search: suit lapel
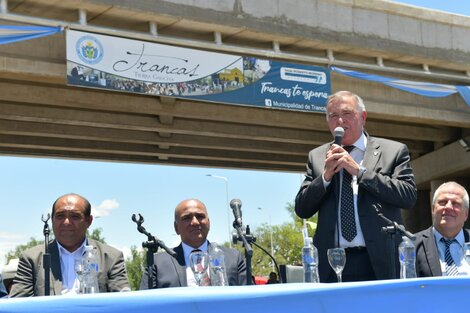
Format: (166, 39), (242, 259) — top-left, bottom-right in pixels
(49, 241), (64, 295)
(324, 143), (340, 231)
(362, 135), (381, 174)
(422, 228), (442, 276)
(357, 135), (380, 213)
(171, 244), (187, 286)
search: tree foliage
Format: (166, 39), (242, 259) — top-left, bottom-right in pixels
(87, 228), (106, 243)
(125, 246), (145, 291)
(232, 202), (317, 277)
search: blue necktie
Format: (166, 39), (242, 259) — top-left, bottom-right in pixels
(340, 145), (357, 242)
(440, 238), (459, 276)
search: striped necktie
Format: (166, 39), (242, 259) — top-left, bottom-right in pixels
(440, 238), (459, 276)
(340, 145), (357, 241)
(191, 249), (211, 286)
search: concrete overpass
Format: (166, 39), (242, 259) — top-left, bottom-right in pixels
(0, 0), (469, 231)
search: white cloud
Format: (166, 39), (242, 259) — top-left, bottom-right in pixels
(92, 199), (119, 218)
(0, 231), (28, 268)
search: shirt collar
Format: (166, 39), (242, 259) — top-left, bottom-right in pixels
(432, 227), (465, 246)
(350, 131), (367, 152)
(182, 240), (209, 266)
(56, 238), (87, 257)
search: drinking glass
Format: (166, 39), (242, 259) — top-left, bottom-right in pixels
(463, 242), (470, 265)
(189, 250), (210, 286)
(327, 248), (346, 283)
(74, 257), (86, 294)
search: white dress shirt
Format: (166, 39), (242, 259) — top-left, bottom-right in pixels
(433, 228), (470, 276)
(57, 239), (87, 294)
(182, 241), (209, 286)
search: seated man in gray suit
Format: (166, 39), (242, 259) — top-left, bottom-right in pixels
(140, 198), (247, 288)
(10, 193), (130, 297)
(415, 181), (470, 276)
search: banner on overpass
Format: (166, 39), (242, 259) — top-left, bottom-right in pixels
(66, 30), (330, 113)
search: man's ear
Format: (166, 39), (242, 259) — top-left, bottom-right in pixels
(86, 215), (93, 228)
(174, 221), (179, 235)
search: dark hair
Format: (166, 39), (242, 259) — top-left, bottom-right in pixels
(51, 193), (92, 217)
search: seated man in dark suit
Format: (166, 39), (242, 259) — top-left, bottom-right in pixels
(415, 181), (470, 276)
(10, 193), (130, 296)
(140, 198), (247, 288)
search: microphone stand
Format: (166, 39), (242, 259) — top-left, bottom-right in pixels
(374, 205), (415, 279)
(131, 214), (176, 289)
(232, 221), (254, 285)
(41, 214), (51, 296)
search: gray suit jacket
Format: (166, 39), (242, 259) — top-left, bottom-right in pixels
(415, 226), (470, 277)
(140, 243), (247, 289)
(295, 134), (417, 281)
(10, 239), (130, 297)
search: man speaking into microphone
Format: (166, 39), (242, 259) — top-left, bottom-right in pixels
(295, 90), (417, 282)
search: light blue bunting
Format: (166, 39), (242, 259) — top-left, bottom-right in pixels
(0, 25), (62, 45)
(331, 66), (470, 107)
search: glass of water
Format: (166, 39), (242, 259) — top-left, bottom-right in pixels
(327, 248), (346, 283)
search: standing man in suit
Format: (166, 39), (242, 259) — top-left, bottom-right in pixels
(140, 198), (246, 288)
(295, 90), (417, 282)
(415, 181), (470, 277)
(10, 193), (130, 297)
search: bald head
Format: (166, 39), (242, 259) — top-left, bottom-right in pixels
(174, 199), (210, 248)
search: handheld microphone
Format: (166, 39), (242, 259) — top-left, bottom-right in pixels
(334, 126), (344, 145)
(230, 198), (243, 226)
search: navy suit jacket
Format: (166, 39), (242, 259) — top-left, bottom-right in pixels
(295, 134), (417, 281)
(140, 242), (247, 288)
(415, 226), (470, 277)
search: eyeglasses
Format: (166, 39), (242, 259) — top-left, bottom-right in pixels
(327, 111), (357, 120)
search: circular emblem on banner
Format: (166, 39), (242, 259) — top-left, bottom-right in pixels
(76, 35), (104, 65)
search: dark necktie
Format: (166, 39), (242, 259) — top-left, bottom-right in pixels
(340, 145), (357, 242)
(440, 238), (459, 276)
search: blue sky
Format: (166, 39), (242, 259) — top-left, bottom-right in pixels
(391, 1), (470, 16)
(1, 0), (470, 266)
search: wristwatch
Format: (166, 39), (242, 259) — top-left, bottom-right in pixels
(358, 166), (367, 177)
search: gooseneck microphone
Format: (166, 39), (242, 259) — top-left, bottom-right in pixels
(230, 198), (243, 226)
(334, 126), (344, 145)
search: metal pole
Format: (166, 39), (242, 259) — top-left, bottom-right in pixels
(258, 207), (275, 271)
(269, 215), (274, 272)
(206, 174), (232, 248)
(0, 0), (7, 14)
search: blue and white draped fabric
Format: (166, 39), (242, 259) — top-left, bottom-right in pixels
(331, 66), (470, 107)
(0, 25), (62, 45)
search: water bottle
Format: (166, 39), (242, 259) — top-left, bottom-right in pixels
(302, 237), (319, 283)
(398, 236), (416, 279)
(82, 245), (100, 293)
(208, 243), (228, 286)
